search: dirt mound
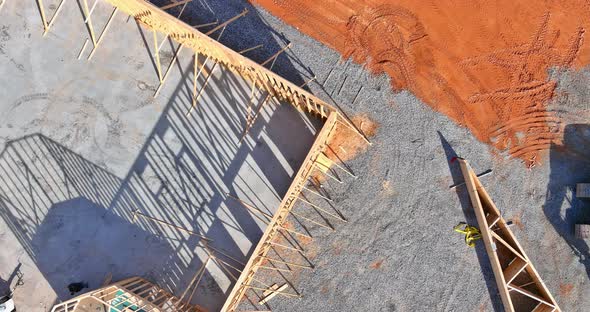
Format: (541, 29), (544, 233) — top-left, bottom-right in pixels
(252, 0), (589, 166)
(327, 114), (377, 162)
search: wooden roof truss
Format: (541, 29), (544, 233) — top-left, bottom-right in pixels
(458, 159), (560, 312)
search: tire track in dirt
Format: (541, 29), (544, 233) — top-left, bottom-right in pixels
(252, 0), (589, 165)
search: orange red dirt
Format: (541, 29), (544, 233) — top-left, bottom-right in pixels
(253, 0), (590, 165)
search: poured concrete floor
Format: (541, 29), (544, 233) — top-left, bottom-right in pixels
(0, 1), (321, 311)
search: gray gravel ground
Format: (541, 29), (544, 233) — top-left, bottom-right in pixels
(0, 0), (589, 311)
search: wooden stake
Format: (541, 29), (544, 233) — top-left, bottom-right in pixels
(43, 0), (67, 36)
(84, 0), (99, 23)
(258, 284), (290, 304)
(132, 210), (211, 241)
(149, 31), (164, 84)
(257, 266), (291, 273)
(290, 210), (334, 230)
(295, 196), (346, 222)
(302, 185), (333, 202)
(87, 7), (118, 60)
(35, 0), (49, 32)
(205, 9), (248, 36)
(154, 43), (184, 97)
(156, 3), (189, 52)
(193, 20), (218, 29)
(159, 0), (192, 10)
(261, 43), (292, 67)
(77, 39), (89, 60)
(186, 61), (218, 116)
(299, 76), (317, 88)
(239, 93), (272, 143)
(179, 257), (210, 306)
(226, 193), (272, 220)
(239, 44), (264, 54)
(313, 164), (343, 183)
(81, 0), (98, 46)
(321, 152), (356, 178)
(243, 284), (300, 299)
(268, 241), (304, 253)
(278, 225), (312, 239)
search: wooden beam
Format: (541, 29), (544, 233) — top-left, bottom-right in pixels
(239, 44), (264, 54)
(152, 29), (163, 82)
(42, 0), (67, 36)
(205, 9), (248, 36)
(186, 61), (218, 116)
(153, 43), (184, 97)
(35, 0), (49, 32)
(87, 7), (119, 60)
(261, 43), (292, 67)
(159, 0), (191, 11)
(81, 0), (98, 46)
(258, 284), (289, 304)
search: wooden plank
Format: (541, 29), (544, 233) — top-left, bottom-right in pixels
(503, 258), (527, 284)
(262, 284), (278, 297)
(159, 0), (191, 10)
(508, 284), (555, 308)
(87, 7), (119, 60)
(532, 303), (555, 312)
(43, 0), (67, 36)
(491, 231), (527, 261)
(258, 284), (289, 305)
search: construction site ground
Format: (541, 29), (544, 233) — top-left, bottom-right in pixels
(0, 1), (589, 311)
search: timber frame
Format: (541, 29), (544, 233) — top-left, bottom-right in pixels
(51, 277), (206, 312)
(458, 159), (560, 312)
(30, 0), (368, 311)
